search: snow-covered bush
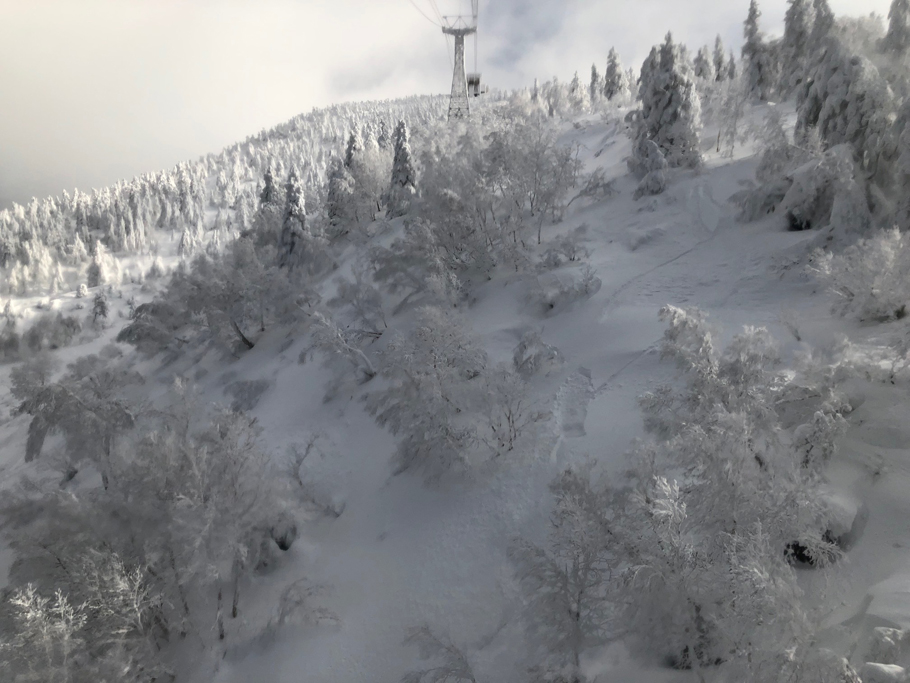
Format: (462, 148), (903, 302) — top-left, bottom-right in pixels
(530, 266), (602, 316)
(402, 625), (476, 683)
(629, 139), (669, 199)
(513, 330), (562, 378)
(811, 228), (910, 321)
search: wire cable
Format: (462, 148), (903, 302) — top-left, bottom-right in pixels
(407, 0), (440, 26)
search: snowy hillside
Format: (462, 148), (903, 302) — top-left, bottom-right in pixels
(8, 3), (910, 683)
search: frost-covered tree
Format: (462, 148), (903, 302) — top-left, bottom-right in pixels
(811, 228), (910, 321)
(635, 33), (703, 169)
(811, 0), (836, 47)
(325, 156), (357, 230)
(693, 45), (716, 81)
(604, 48), (628, 101)
(589, 64), (602, 106)
(259, 166), (277, 207)
(796, 38), (897, 185)
(779, 0), (814, 95)
(92, 292), (108, 326)
(620, 306), (846, 675)
(510, 468), (617, 679)
(742, 0), (776, 100)
(713, 35), (727, 81)
(365, 306), (487, 480)
(388, 120), (417, 218)
(629, 139), (669, 199)
(279, 170), (307, 267)
(882, 0), (910, 55)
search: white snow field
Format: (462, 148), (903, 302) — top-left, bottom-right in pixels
(2, 97), (909, 683)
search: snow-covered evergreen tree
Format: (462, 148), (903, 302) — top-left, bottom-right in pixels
(325, 157), (357, 229)
(387, 120), (417, 218)
(589, 64), (602, 105)
(635, 33), (703, 169)
(604, 48), (628, 101)
(797, 38), (896, 185)
(811, 0), (836, 47)
(883, 0), (910, 55)
(279, 170), (307, 267)
(694, 45), (716, 81)
(742, 0), (776, 100)
(779, 0), (814, 95)
(713, 35), (727, 81)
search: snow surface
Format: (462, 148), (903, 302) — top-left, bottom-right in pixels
(4, 102), (910, 682)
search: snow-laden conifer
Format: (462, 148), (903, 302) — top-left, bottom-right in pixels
(387, 120), (417, 218)
(604, 48), (628, 101)
(635, 33), (702, 169)
(796, 38), (896, 185)
(713, 35), (727, 81)
(279, 170), (307, 267)
(883, 0), (910, 55)
(742, 0), (776, 100)
(693, 45), (716, 81)
(779, 0), (813, 95)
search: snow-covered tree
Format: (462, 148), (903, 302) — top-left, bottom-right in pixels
(589, 64), (602, 105)
(811, 228), (910, 321)
(694, 45), (716, 82)
(629, 139), (669, 199)
(713, 35), (727, 81)
(742, 0), (776, 100)
(635, 33), (703, 169)
(325, 156), (357, 231)
(779, 0), (814, 95)
(388, 120), (417, 218)
(279, 170), (308, 268)
(796, 38), (897, 185)
(92, 292), (108, 326)
(604, 48), (629, 101)
(882, 0), (910, 55)
(365, 306), (487, 481)
(620, 306), (845, 675)
(511, 467), (617, 679)
(811, 0), (836, 47)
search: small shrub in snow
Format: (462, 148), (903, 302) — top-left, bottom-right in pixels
(513, 330), (562, 378)
(810, 228), (910, 321)
(531, 266), (602, 316)
(402, 625), (476, 683)
(539, 229), (591, 270)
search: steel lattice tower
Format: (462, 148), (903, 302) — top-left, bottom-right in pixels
(442, 25), (476, 121)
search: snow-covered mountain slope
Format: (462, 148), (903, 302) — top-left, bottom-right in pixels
(3, 100), (910, 683)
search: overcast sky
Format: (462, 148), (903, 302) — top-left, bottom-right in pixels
(0, 0), (892, 210)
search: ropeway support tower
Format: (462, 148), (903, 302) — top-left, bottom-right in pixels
(442, 23), (476, 120)
(441, 1), (479, 121)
